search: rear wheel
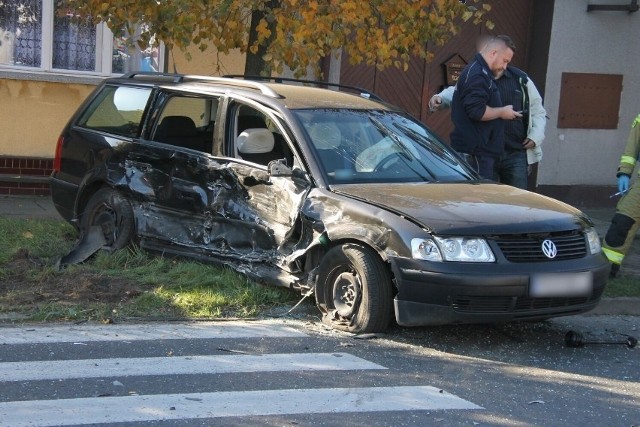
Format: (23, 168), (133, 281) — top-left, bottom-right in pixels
(80, 188), (136, 250)
(315, 243), (392, 333)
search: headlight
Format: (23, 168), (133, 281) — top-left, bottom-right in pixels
(411, 239), (443, 261)
(585, 227), (601, 255)
(411, 237), (495, 262)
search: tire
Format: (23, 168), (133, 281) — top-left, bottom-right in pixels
(315, 243), (393, 333)
(80, 188), (136, 251)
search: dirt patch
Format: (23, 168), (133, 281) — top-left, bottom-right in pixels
(0, 249), (142, 311)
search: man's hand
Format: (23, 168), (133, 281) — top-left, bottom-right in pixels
(522, 138), (536, 150)
(429, 95), (443, 112)
(484, 105), (523, 121)
(499, 105), (523, 120)
(618, 175), (630, 194)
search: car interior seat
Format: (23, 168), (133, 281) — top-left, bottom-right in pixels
(154, 116), (206, 152)
(237, 115), (292, 166)
(237, 128), (280, 165)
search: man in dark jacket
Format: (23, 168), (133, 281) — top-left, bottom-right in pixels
(450, 35), (522, 179)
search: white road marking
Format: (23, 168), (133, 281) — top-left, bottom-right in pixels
(0, 320), (306, 344)
(1, 352), (385, 381)
(0, 386), (482, 426)
(0, 321), (485, 424)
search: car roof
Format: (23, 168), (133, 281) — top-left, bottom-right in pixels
(261, 83), (391, 110)
(105, 73), (396, 111)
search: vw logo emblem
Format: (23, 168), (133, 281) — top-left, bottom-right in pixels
(541, 240), (557, 259)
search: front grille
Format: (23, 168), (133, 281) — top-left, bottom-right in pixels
(494, 231), (587, 262)
(452, 296), (512, 312)
(452, 286), (604, 313)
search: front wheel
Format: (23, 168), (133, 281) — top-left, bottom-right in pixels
(79, 187), (136, 251)
(315, 243), (393, 333)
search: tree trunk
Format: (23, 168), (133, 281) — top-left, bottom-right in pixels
(244, 1), (278, 76)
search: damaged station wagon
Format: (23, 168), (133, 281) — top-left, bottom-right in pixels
(51, 73), (610, 333)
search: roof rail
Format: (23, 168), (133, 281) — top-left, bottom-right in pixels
(120, 72), (184, 83)
(180, 75), (282, 98)
(224, 75), (383, 101)
(119, 72), (282, 98)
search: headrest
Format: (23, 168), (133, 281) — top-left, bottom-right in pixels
(159, 116), (198, 137)
(308, 123), (341, 149)
(237, 128), (275, 154)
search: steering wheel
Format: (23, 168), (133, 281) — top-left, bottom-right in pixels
(373, 152), (403, 172)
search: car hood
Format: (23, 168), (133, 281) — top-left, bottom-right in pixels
(332, 182), (591, 235)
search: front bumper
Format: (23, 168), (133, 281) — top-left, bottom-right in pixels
(389, 254), (611, 326)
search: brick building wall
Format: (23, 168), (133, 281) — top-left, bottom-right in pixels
(0, 156), (53, 196)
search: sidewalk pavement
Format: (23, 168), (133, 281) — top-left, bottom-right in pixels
(0, 194), (637, 316)
(0, 195), (60, 220)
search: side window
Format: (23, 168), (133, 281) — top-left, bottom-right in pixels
(234, 105), (293, 167)
(152, 95), (218, 153)
(77, 86), (152, 137)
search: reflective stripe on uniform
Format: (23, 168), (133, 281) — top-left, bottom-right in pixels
(602, 247), (624, 264)
(620, 155), (636, 166)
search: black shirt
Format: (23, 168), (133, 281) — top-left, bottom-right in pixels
(494, 69), (526, 152)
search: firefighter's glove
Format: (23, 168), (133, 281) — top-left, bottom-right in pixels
(618, 174), (630, 194)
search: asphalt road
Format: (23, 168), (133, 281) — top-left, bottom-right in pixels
(1, 315), (638, 426)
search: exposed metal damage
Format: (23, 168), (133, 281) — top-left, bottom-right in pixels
(58, 149), (401, 304)
(59, 152), (317, 286)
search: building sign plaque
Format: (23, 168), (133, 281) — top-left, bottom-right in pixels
(443, 54), (467, 86)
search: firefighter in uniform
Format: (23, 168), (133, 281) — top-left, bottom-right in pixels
(603, 114), (640, 277)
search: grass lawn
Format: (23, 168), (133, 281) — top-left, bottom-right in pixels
(0, 217), (299, 322)
(1, 216), (637, 324)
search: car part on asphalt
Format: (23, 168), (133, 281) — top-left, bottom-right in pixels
(564, 330), (638, 348)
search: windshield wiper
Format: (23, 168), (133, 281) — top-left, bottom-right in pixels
(369, 118), (414, 161)
(394, 123), (475, 181)
(368, 118), (437, 181)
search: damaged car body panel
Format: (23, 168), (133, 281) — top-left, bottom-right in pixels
(120, 152), (310, 260)
(51, 73), (611, 333)
(86, 163), (297, 254)
(83, 133), (314, 288)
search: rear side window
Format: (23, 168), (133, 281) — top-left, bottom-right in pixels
(151, 95), (219, 153)
(77, 85), (152, 137)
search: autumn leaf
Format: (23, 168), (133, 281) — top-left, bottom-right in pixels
(58, 0), (490, 77)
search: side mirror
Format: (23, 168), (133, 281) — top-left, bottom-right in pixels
(268, 159), (293, 177)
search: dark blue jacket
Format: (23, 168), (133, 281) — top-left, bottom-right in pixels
(450, 53), (505, 158)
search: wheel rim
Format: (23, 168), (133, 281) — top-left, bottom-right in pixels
(331, 270), (361, 318)
(92, 202), (119, 246)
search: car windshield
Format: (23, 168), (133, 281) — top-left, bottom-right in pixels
(294, 109), (476, 184)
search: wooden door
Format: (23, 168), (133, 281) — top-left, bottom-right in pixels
(339, 0), (535, 143)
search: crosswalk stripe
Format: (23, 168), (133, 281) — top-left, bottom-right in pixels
(0, 386), (483, 426)
(1, 322), (485, 424)
(1, 352), (386, 382)
(0, 320), (306, 344)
